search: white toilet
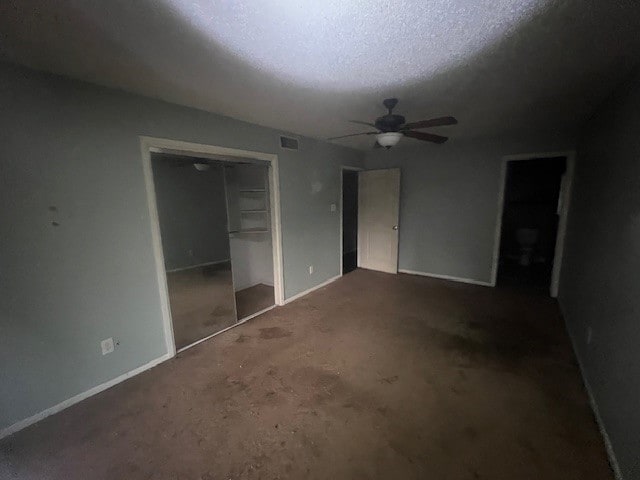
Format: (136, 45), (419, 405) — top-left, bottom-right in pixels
(516, 228), (539, 266)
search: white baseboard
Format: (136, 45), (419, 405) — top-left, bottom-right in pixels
(398, 269), (493, 287)
(166, 259), (230, 273)
(284, 275), (341, 304)
(581, 375), (623, 480)
(557, 302), (622, 480)
(0, 352), (172, 440)
(235, 281), (275, 293)
(176, 305), (276, 353)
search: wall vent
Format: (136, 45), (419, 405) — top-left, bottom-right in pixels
(279, 136), (299, 150)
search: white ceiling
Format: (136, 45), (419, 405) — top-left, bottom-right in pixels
(1, 0), (640, 150)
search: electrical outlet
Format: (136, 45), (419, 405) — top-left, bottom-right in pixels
(309, 265), (314, 275)
(587, 326), (593, 345)
(330, 203), (337, 212)
(101, 337), (115, 355)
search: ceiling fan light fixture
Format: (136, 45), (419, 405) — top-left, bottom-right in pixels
(193, 162), (210, 171)
(376, 132), (402, 148)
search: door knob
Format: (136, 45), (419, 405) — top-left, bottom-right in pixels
(392, 225), (399, 230)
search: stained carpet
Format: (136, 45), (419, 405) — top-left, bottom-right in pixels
(0, 269), (611, 479)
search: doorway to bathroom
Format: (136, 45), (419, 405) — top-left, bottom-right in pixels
(495, 155), (568, 294)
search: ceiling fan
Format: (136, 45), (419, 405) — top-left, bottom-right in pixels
(328, 98), (457, 149)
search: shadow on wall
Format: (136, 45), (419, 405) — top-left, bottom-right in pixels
(558, 71), (640, 480)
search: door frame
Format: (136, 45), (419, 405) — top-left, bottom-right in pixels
(491, 150), (576, 297)
(140, 136), (285, 357)
(340, 166), (363, 276)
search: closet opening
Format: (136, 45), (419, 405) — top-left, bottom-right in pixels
(149, 152), (276, 351)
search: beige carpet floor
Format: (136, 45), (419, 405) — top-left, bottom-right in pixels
(0, 269), (612, 479)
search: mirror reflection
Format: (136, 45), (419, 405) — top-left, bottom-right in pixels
(152, 154), (237, 350)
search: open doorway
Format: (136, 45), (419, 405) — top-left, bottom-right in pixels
(496, 156), (567, 293)
(342, 168), (359, 274)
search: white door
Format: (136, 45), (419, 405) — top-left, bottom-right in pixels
(358, 168), (400, 274)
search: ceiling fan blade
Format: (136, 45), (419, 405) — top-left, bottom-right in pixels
(349, 120), (377, 128)
(327, 131), (378, 140)
(402, 116), (458, 130)
(404, 130), (449, 144)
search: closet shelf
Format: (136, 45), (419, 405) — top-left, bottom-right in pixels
(239, 189), (266, 193)
(240, 209), (268, 214)
(230, 228), (270, 234)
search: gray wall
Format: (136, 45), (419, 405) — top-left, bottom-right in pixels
(0, 62), (362, 431)
(151, 156), (230, 271)
(559, 74), (640, 479)
(365, 135), (574, 283)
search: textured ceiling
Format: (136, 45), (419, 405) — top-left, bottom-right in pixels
(170, 0), (546, 91)
(1, 1), (640, 150)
